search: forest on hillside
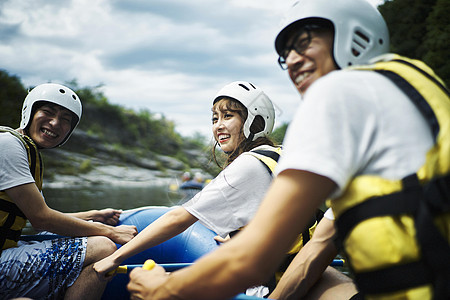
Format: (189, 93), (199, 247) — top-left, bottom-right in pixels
(379, 0), (449, 87)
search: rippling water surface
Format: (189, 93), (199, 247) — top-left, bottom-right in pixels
(43, 184), (185, 212)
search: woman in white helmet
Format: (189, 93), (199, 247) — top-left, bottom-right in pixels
(0, 83), (137, 300)
(95, 81), (303, 295)
(126, 0), (449, 299)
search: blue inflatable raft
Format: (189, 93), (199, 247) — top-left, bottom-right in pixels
(102, 206), (262, 300)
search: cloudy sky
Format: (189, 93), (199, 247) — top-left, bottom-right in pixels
(0, 0), (383, 138)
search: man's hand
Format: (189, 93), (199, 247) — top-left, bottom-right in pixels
(110, 225), (138, 245)
(128, 265), (169, 300)
(91, 208), (122, 225)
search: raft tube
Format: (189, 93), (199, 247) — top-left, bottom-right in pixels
(102, 206), (221, 299)
(102, 207), (262, 299)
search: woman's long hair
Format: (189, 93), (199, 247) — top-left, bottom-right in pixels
(211, 97), (275, 169)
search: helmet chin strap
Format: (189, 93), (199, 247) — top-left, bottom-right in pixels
(22, 128), (43, 149)
(247, 132), (255, 142)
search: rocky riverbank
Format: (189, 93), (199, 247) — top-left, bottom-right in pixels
(42, 130), (213, 189)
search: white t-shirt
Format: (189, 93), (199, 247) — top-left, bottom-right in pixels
(183, 145), (277, 237)
(276, 69), (434, 199)
(0, 132), (36, 191)
(323, 208), (334, 220)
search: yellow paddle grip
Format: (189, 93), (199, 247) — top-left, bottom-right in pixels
(143, 259), (156, 270)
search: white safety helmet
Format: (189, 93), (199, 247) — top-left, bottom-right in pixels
(20, 83), (82, 146)
(275, 0), (390, 68)
(213, 81), (275, 141)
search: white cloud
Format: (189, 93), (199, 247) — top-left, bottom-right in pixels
(0, 0), (384, 138)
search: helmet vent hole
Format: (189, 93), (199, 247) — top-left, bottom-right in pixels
(72, 95), (77, 100)
(250, 115), (265, 134)
(378, 38), (384, 45)
(248, 82), (256, 89)
(351, 29), (370, 58)
(238, 84), (250, 91)
(59, 89), (66, 94)
(352, 48), (361, 57)
(355, 30), (369, 43)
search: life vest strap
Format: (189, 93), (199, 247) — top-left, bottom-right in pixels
(376, 69), (440, 140)
(390, 59), (449, 96)
(250, 149), (281, 162)
(355, 260), (433, 295)
(0, 198), (27, 219)
(0, 199), (26, 252)
(249, 148), (281, 175)
(336, 173), (450, 297)
(0, 227), (22, 245)
(335, 173), (450, 247)
(414, 177), (450, 299)
(424, 174), (450, 211)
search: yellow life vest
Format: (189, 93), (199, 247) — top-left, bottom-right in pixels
(247, 146), (283, 175)
(244, 146), (323, 285)
(0, 126), (43, 251)
(332, 55), (450, 299)
(248, 146), (320, 253)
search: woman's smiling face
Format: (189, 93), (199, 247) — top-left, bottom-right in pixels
(212, 99), (245, 153)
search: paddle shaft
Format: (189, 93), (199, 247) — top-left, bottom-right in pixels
(113, 259), (345, 274)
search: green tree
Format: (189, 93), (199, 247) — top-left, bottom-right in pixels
(422, 0), (450, 86)
(0, 70), (27, 127)
(379, 0), (449, 87)
(270, 123), (288, 145)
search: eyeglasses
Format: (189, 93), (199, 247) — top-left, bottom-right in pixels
(277, 27), (314, 70)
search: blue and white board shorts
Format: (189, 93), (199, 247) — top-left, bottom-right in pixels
(0, 236), (87, 300)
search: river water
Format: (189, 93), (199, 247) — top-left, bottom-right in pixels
(42, 184), (185, 213)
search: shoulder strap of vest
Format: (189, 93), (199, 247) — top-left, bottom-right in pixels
(0, 198), (27, 247)
(350, 55), (449, 141)
(0, 126), (43, 190)
(391, 59), (449, 95)
(247, 146), (282, 176)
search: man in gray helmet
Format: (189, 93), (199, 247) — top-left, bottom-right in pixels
(0, 83), (137, 300)
(127, 0), (449, 299)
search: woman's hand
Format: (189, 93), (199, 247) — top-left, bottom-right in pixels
(214, 234), (230, 243)
(93, 255), (121, 280)
(127, 265), (169, 300)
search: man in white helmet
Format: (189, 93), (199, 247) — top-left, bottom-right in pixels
(0, 83), (138, 300)
(126, 0), (449, 299)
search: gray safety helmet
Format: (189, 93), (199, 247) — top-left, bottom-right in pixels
(275, 0), (390, 68)
(213, 81), (275, 141)
(20, 83), (82, 146)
